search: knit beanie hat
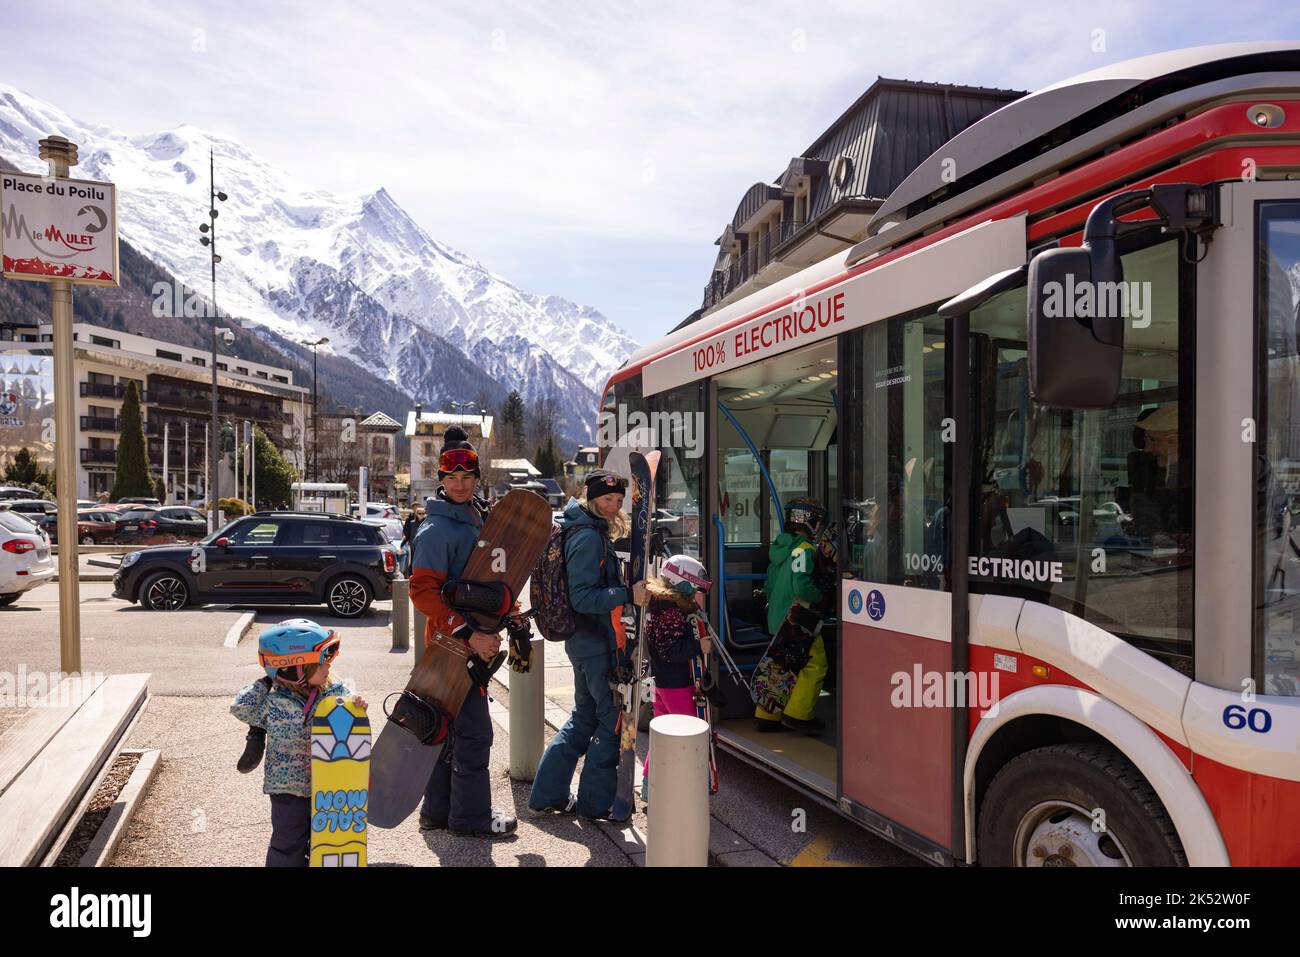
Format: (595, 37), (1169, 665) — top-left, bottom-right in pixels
(584, 468), (628, 501)
(438, 425), (480, 477)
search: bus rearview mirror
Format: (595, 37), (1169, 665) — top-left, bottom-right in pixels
(1027, 245), (1124, 409)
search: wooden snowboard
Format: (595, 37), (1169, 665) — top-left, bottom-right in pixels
(309, 694), (371, 866)
(369, 490), (552, 828)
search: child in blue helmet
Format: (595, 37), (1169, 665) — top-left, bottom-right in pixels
(230, 619), (366, 867)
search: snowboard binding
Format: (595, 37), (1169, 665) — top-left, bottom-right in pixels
(384, 690), (450, 746)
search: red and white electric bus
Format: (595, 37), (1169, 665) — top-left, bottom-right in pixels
(599, 43), (1300, 866)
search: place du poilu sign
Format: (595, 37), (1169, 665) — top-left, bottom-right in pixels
(0, 172), (119, 286)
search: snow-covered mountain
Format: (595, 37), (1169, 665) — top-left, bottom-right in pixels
(0, 84), (638, 443)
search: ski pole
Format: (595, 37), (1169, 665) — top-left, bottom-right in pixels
(703, 619), (752, 698)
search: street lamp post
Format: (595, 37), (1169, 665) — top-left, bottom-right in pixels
(199, 150), (229, 531)
(302, 337), (329, 481)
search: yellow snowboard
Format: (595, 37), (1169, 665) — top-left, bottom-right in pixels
(310, 695), (370, 867)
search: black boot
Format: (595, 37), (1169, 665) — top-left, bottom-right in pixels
(237, 726), (266, 773)
(450, 811), (518, 838)
(780, 714), (826, 735)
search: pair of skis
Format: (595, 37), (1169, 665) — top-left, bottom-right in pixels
(610, 450), (658, 821)
(689, 616), (719, 794)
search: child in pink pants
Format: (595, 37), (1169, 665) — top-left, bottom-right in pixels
(641, 556), (713, 790)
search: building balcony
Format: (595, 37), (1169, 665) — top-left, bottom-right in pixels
(80, 415), (120, 432)
(702, 220), (807, 310)
(148, 390), (211, 413)
(80, 448), (118, 465)
(80, 382), (123, 399)
(146, 418), (213, 439)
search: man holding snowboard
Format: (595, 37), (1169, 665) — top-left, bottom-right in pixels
(408, 425), (517, 837)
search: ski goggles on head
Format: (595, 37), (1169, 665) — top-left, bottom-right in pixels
(438, 448), (479, 474)
(258, 632), (341, 671)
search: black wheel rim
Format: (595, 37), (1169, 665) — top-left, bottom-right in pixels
(330, 580), (367, 616)
(146, 576), (187, 610)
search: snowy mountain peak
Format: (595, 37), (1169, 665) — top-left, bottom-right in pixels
(0, 85), (639, 444)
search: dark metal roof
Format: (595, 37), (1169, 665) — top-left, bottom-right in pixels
(802, 77), (1023, 216)
(713, 78), (1023, 246)
(725, 183), (784, 237)
(701, 77), (1023, 303)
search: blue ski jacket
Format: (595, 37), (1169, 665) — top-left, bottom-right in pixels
(410, 493), (484, 642)
(560, 498), (629, 662)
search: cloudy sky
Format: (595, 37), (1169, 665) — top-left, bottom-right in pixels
(5, 1), (1299, 346)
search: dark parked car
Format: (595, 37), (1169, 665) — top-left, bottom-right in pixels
(113, 506), (209, 545)
(113, 511), (397, 617)
(77, 510), (121, 544)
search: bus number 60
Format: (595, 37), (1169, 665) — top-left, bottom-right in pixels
(1222, 704), (1272, 733)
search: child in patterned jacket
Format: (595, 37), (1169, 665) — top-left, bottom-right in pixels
(231, 619), (366, 867)
(641, 555), (712, 795)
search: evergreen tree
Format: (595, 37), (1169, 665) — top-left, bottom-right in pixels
(499, 390), (527, 459)
(111, 381), (153, 500)
(3, 447), (52, 488)
(253, 426), (297, 508)
(534, 436), (560, 478)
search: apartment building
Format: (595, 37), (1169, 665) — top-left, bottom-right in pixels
(0, 321), (308, 501)
(405, 408), (494, 505)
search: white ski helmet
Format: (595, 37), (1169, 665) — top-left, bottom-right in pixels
(661, 554), (711, 595)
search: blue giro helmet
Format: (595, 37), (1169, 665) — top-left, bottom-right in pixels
(257, 618), (340, 682)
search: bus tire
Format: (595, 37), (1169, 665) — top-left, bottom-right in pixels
(977, 742), (1186, 867)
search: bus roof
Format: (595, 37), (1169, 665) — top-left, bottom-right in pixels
(613, 42), (1300, 389)
(872, 42), (1300, 235)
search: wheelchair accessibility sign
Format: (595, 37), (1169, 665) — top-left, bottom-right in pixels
(866, 590), (885, 621)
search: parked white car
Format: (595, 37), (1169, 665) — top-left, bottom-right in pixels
(0, 510), (55, 606)
(352, 502), (400, 520)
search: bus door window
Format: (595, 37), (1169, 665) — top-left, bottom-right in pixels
(1257, 202), (1300, 697)
(646, 382), (704, 560)
(967, 237), (1193, 672)
(849, 311), (949, 589)
(716, 342), (839, 642)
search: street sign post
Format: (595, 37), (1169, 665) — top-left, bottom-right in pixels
(0, 138), (119, 673)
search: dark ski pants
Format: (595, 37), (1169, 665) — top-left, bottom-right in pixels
(422, 683), (493, 831)
(267, 794), (310, 867)
(529, 652), (619, 818)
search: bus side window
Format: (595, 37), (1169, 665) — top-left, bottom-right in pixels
(967, 238), (1193, 670)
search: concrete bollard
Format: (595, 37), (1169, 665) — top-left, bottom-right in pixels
(646, 714), (710, 867)
(509, 636), (545, 781)
(412, 605), (427, 665)
(391, 577), (410, 652)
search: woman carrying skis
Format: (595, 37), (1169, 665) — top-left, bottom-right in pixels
(528, 469), (648, 821)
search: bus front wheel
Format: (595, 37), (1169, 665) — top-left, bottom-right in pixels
(977, 743), (1186, 867)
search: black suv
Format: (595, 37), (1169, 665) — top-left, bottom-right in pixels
(113, 512), (397, 617)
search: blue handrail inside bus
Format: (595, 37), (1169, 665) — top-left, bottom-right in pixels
(714, 513), (772, 656)
(717, 400), (783, 529)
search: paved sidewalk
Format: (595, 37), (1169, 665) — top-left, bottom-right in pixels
(497, 655), (780, 866)
(112, 693), (636, 867)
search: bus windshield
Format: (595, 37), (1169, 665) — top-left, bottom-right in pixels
(1258, 201), (1300, 697)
